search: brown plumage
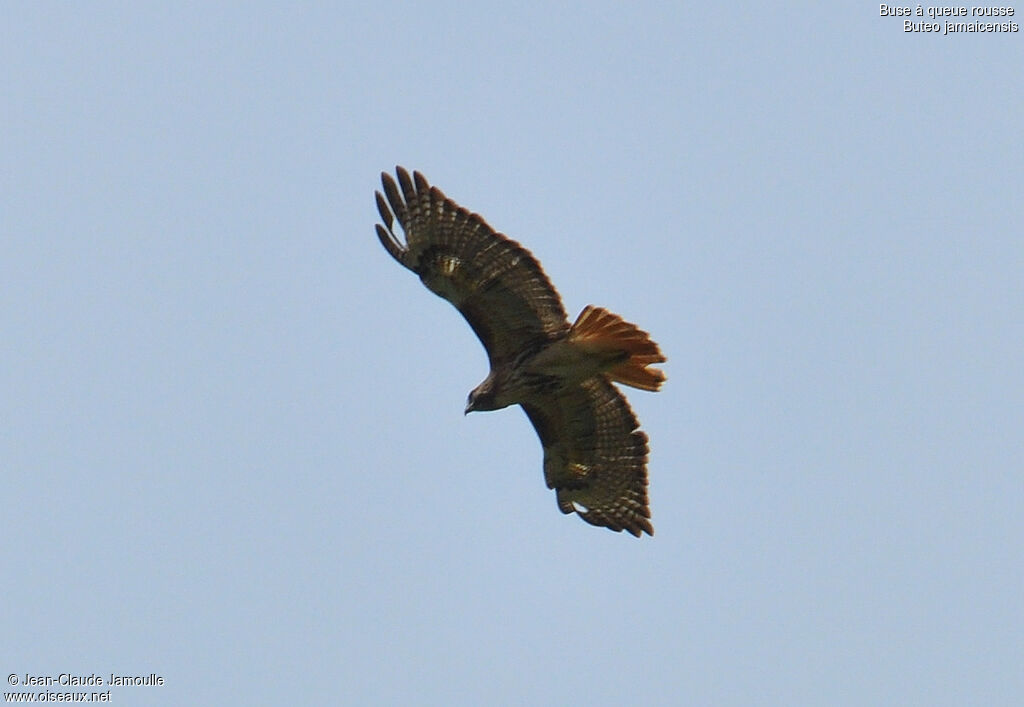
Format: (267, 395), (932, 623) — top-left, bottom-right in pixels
(375, 167), (665, 537)
(569, 306), (667, 392)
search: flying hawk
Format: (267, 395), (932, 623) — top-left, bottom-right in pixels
(375, 167), (665, 536)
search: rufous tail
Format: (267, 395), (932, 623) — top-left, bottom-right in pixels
(568, 305), (666, 391)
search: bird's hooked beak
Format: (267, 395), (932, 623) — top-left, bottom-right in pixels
(464, 399), (473, 415)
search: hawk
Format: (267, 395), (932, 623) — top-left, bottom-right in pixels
(375, 167), (665, 536)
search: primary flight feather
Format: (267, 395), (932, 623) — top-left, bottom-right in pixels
(375, 167), (665, 537)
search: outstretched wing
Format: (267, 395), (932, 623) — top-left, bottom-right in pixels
(375, 167), (569, 365)
(521, 377), (654, 537)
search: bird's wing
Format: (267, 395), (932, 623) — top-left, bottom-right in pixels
(376, 167), (569, 366)
(521, 377), (654, 537)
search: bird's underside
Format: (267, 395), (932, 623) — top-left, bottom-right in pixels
(375, 166), (665, 537)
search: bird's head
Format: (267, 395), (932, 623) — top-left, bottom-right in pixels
(465, 380), (498, 414)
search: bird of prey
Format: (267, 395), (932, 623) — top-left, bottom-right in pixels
(375, 167), (665, 536)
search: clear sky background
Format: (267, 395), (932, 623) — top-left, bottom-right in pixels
(3, 3), (1022, 705)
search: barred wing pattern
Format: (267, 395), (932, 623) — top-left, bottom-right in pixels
(375, 167), (656, 537)
(522, 377), (653, 537)
(375, 167), (569, 366)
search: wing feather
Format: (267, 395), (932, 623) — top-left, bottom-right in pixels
(376, 167), (569, 364)
(521, 378), (654, 537)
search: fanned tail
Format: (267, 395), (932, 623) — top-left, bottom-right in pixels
(568, 306), (666, 391)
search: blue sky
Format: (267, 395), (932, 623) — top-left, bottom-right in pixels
(3, 3), (1022, 705)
